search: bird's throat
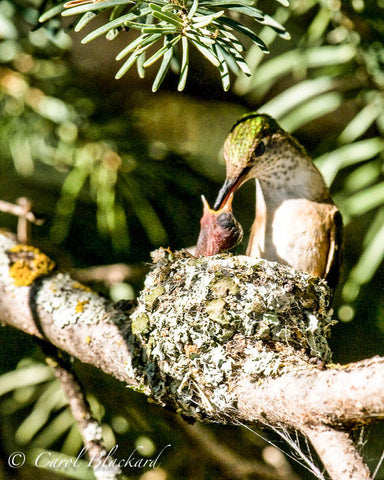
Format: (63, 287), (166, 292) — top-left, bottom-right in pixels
(246, 179), (267, 258)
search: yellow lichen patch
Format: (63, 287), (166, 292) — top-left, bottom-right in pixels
(76, 300), (89, 313)
(326, 362), (345, 370)
(8, 245), (55, 287)
(72, 282), (92, 292)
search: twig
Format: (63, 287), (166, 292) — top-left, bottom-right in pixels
(0, 198), (44, 244)
(38, 341), (121, 480)
(372, 449), (384, 479)
(0, 199), (44, 226)
(16, 197), (32, 244)
(72, 263), (148, 286)
(302, 424), (371, 480)
(175, 417), (301, 480)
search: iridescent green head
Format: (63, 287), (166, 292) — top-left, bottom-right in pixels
(214, 113), (283, 210)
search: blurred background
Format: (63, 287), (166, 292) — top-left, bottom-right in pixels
(0, 0), (383, 478)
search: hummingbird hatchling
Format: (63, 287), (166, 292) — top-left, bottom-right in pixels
(213, 113), (343, 290)
(195, 193), (243, 257)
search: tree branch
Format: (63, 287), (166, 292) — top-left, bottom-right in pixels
(41, 343), (120, 480)
(302, 425), (371, 480)
(0, 199), (44, 226)
(0, 233), (383, 479)
(71, 263), (148, 286)
(235, 356), (384, 427)
(174, 417), (301, 480)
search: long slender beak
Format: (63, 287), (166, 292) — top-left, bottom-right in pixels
(213, 177), (241, 211)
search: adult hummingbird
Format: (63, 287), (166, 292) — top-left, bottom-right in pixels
(213, 113), (343, 290)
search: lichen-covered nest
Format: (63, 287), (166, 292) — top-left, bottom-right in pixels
(131, 249), (335, 419)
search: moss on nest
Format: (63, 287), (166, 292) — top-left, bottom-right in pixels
(131, 248), (335, 420)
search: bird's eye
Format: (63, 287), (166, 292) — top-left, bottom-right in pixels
(254, 141), (265, 157)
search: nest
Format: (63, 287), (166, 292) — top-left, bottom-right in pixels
(130, 249), (335, 420)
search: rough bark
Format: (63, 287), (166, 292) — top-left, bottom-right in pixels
(235, 356), (384, 427)
(42, 346), (120, 480)
(302, 426), (371, 480)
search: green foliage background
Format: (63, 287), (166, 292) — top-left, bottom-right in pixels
(0, 1), (383, 479)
